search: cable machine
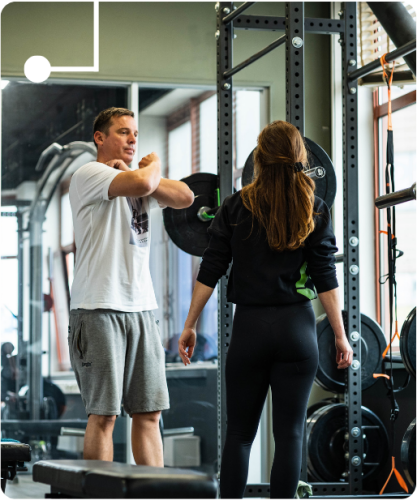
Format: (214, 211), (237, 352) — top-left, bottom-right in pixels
(215, 2), (415, 497)
(1, 143), (97, 456)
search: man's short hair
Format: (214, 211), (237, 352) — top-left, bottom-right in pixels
(93, 107), (134, 147)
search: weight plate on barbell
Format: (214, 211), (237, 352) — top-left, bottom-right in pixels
(315, 311), (387, 393)
(241, 137), (337, 208)
(400, 307), (416, 379)
(401, 418), (416, 488)
(307, 403), (389, 482)
(241, 150), (256, 187)
(163, 172), (217, 257)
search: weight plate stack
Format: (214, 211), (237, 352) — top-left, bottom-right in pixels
(241, 137), (337, 209)
(315, 311), (387, 393)
(307, 403), (389, 482)
(306, 397), (341, 419)
(400, 307), (416, 379)
(401, 418), (416, 488)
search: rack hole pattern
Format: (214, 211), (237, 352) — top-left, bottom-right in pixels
(235, 15), (344, 34)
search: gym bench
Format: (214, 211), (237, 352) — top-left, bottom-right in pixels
(1, 440), (32, 493)
(33, 459), (218, 498)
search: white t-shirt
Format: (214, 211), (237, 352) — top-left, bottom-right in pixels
(69, 161), (161, 312)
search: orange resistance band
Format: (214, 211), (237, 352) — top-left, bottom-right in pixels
(372, 376), (409, 493)
(379, 214), (398, 355)
(379, 230), (395, 239)
(380, 54), (396, 131)
(377, 54), (408, 496)
(379, 457), (408, 495)
(382, 321), (400, 359)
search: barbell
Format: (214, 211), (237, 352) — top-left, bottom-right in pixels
(163, 138), (336, 257)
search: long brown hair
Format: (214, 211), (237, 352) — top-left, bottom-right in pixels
(241, 120), (317, 251)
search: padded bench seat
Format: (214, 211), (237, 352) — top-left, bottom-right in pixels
(0, 439), (31, 464)
(33, 459), (218, 498)
(1, 440), (32, 492)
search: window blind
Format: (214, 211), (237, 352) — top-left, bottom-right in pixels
(358, 3), (416, 70)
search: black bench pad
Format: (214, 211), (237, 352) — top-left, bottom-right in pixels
(1, 442), (31, 462)
(33, 460), (88, 496)
(33, 460), (218, 498)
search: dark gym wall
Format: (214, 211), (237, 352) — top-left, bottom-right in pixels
(1, 2), (331, 154)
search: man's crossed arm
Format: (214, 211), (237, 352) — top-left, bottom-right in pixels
(151, 178), (194, 209)
(107, 153), (194, 209)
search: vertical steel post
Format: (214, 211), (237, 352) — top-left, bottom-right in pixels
(286, 2), (305, 136)
(342, 2), (363, 495)
(216, 0), (234, 474)
(17, 211), (24, 396)
(29, 203), (45, 420)
(286, 2), (307, 482)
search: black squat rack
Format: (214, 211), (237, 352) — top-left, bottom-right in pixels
(215, 2), (415, 497)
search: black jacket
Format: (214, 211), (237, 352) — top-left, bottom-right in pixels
(196, 191), (338, 306)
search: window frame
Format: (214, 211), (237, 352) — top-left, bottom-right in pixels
(373, 88), (416, 336)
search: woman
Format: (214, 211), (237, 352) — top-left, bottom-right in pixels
(178, 120), (353, 498)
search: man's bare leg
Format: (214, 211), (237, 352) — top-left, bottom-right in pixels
(131, 411), (163, 466)
(83, 415), (116, 461)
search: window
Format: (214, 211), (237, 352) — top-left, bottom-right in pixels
(166, 119), (193, 342)
(236, 91), (261, 169)
(375, 89), (416, 348)
(199, 95), (217, 175)
(159, 88), (262, 358)
(358, 3), (415, 69)
(0, 208), (18, 350)
(168, 122), (192, 181)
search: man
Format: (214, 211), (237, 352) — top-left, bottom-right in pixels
(68, 107), (194, 466)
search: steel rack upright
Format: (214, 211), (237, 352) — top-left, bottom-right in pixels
(216, 2), (364, 496)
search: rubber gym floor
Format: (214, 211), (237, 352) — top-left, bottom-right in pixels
(4, 474), (50, 500)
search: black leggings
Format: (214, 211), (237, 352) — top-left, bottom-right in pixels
(220, 302), (318, 499)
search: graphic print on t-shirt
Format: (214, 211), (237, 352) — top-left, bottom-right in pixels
(126, 197), (149, 247)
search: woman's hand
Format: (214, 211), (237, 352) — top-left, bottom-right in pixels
(178, 328), (197, 366)
(335, 336), (353, 369)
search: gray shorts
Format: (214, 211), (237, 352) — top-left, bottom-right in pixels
(68, 309), (170, 417)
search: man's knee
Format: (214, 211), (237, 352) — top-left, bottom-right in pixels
(132, 410), (161, 426)
(89, 414), (117, 431)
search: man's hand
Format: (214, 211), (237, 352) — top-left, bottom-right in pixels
(139, 152), (161, 170)
(107, 154), (161, 198)
(178, 328), (197, 366)
(106, 159), (130, 172)
(335, 336), (353, 369)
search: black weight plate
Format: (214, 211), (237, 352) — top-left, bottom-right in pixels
(401, 418), (416, 488)
(242, 150), (256, 187)
(315, 311), (387, 393)
(241, 137), (337, 208)
(304, 138), (337, 209)
(400, 307), (416, 378)
(163, 173), (217, 257)
(307, 397), (340, 419)
(307, 403), (389, 482)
